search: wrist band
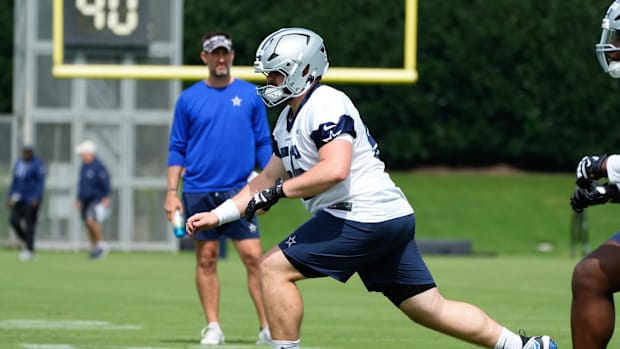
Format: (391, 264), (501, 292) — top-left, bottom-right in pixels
(212, 199), (240, 226)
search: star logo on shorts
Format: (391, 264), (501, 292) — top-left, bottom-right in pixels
(285, 235), (297, 248)
(231, 96), (242, 107)
(248, 223), (257, 233)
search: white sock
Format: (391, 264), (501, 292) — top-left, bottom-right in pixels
(272, 339), (300, 349)
(207, 322), (221, 329)
(494, 327), (523, 349)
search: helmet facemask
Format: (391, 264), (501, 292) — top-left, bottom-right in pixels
(254, 28), (329, 107)
(597, 1), (620, 78)
(596, 26), (620, 78)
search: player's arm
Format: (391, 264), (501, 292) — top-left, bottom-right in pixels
(242, 137), (352, 220)
(281, 137), (352, 199)
(186, 154), (286, 236)
(576, 154), (610, 187)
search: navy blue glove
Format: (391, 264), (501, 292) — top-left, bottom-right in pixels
(244, 179), (286, 220)
(570, 182), (620, 212)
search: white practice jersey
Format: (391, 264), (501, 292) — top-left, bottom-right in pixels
(272, 84), (414, 222)
(606, 154), (620, 185)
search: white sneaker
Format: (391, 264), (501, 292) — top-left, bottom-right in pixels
(19, 249), (34, 261)
(256, 327), (272, 345)
(200, 323), (225, 345)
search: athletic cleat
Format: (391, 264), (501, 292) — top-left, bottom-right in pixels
(200, 323), (225, 345)
(521, 335), (557, 349)
(19, 249), (34, 261)
(256, 326), (272, 345)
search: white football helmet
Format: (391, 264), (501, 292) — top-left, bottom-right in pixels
(597, 0), (620, 78)
(254, 28), (329, 107)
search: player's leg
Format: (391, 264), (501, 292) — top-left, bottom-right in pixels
(22, 202), (39, 253)
(85, 219), (103, 243)
(83, 202), (106, 258)
(571, 234), (620, 349)
(195, 239), (226, 345)
(195, 239), (221, 324)
(9, 202), (28, 247)
(259, 246), (306, 343)
(85, 219), (105, 258)
(81, 202), (95, 245)
(399, 287), (503, 346)
(219, 187), (270, 342)
(233, 238), (270, 331)
(362, 236), (503, 346)
(361, 215), (554, 349)
(184, 192), (227, 344)
(260, 211), (397, 347)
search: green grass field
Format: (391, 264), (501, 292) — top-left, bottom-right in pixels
(1, 249), (619, 349)
(2, 172), (619, 348)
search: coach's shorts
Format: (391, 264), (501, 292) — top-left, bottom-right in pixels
(183, 191), (260, 241)
(279, 211), (435, 291)
(81, 200), (109, 224)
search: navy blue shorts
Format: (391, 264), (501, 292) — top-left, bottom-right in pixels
(279, 211), (434, 291)
(609, 231), (620, 244)
(183, 191), (260, 241)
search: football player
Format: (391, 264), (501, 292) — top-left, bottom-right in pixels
(187, 27), (556, 349)
(570, 4), (620, 345)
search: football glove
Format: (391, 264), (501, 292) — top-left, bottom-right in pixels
(576, 154), (608, 188)
(244, 178), (286, 220)
(570, 181), (620, 212)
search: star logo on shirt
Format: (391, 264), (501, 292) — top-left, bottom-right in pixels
(285, 235), (297, 248)
(231, 96), (242, 107)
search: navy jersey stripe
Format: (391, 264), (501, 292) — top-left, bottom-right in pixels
(310, 114), (357, 150)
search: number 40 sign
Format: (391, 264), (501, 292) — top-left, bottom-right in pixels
(63, 0), (149, 48)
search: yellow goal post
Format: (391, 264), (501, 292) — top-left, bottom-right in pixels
(52, 0), (417, 84)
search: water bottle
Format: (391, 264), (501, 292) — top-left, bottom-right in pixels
(172, 209), (185, 238)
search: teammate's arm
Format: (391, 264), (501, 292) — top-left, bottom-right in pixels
(186, 154), (286, 235)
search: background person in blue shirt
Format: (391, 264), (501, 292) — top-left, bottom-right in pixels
(6, 144), (45, 261)
(75, 139), (111, 260)
(164, 31), (273, 346)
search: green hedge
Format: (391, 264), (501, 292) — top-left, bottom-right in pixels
(2, 1), (618, 171)
(182, 0), (620, 171)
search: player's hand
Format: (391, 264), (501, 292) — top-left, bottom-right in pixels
(244, 178), (286, 220)
(570, 182), (618, 212)
(186, 212), (219, 237)
(576, 154), (608, 188)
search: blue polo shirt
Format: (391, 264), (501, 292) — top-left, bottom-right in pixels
(168, 79), (272, 192)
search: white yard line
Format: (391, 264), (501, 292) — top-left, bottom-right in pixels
(21, 345), (177, 349)
(21, 344), (327, 349)
(1, 319), (141, 330)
